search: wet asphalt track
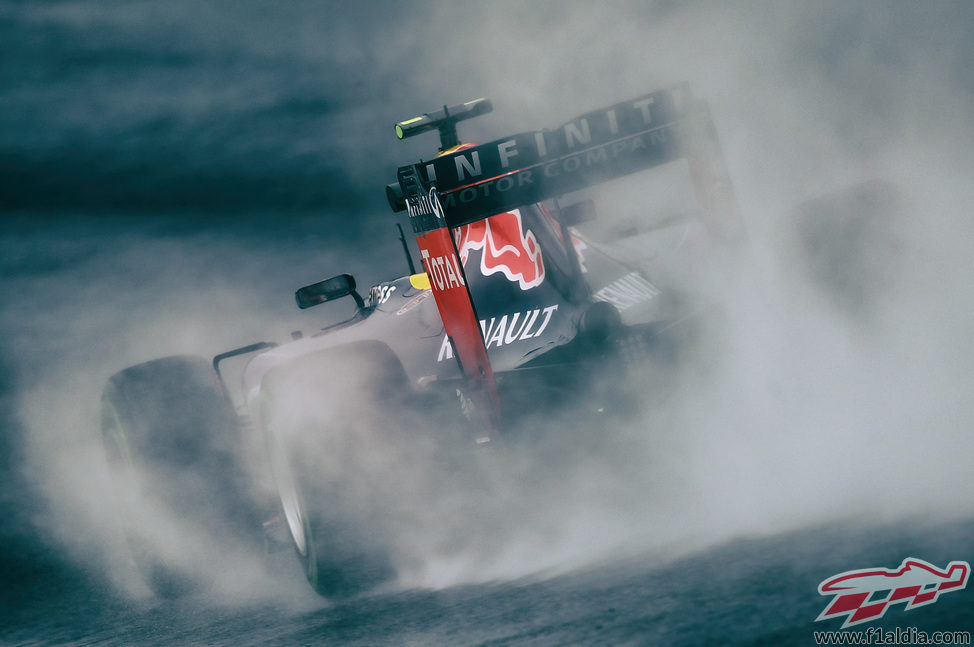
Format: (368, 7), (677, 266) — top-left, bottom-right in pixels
(3, 519), (973, 646)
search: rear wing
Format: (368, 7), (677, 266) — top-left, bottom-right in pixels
(390, 84), (741, 239)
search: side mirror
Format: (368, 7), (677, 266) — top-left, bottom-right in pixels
(559, 199), (596, 226)
(295, 274), (365, 310)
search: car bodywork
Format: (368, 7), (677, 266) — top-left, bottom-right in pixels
(231, 83), (742, 438)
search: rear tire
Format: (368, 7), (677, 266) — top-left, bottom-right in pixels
(260, 342), (414, 598)
(101, 355), (255, 597)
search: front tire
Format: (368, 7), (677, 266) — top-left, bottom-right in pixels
(101, 355), (256, 597)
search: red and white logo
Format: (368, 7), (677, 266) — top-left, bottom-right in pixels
(816, 558), (970, 628)
(454, 209), (545, 290)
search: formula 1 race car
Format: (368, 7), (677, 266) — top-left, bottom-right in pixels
(100, 84), (744, 597)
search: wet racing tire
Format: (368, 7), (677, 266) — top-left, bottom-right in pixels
(100, 355), (256, 598)
(260, 342), (417, 598)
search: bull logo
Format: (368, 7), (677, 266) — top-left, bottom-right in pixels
(454, 209), (545, 290)
(816, 558), (970, 628)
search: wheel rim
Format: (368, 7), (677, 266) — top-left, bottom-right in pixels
(269, 432), (308, 557)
